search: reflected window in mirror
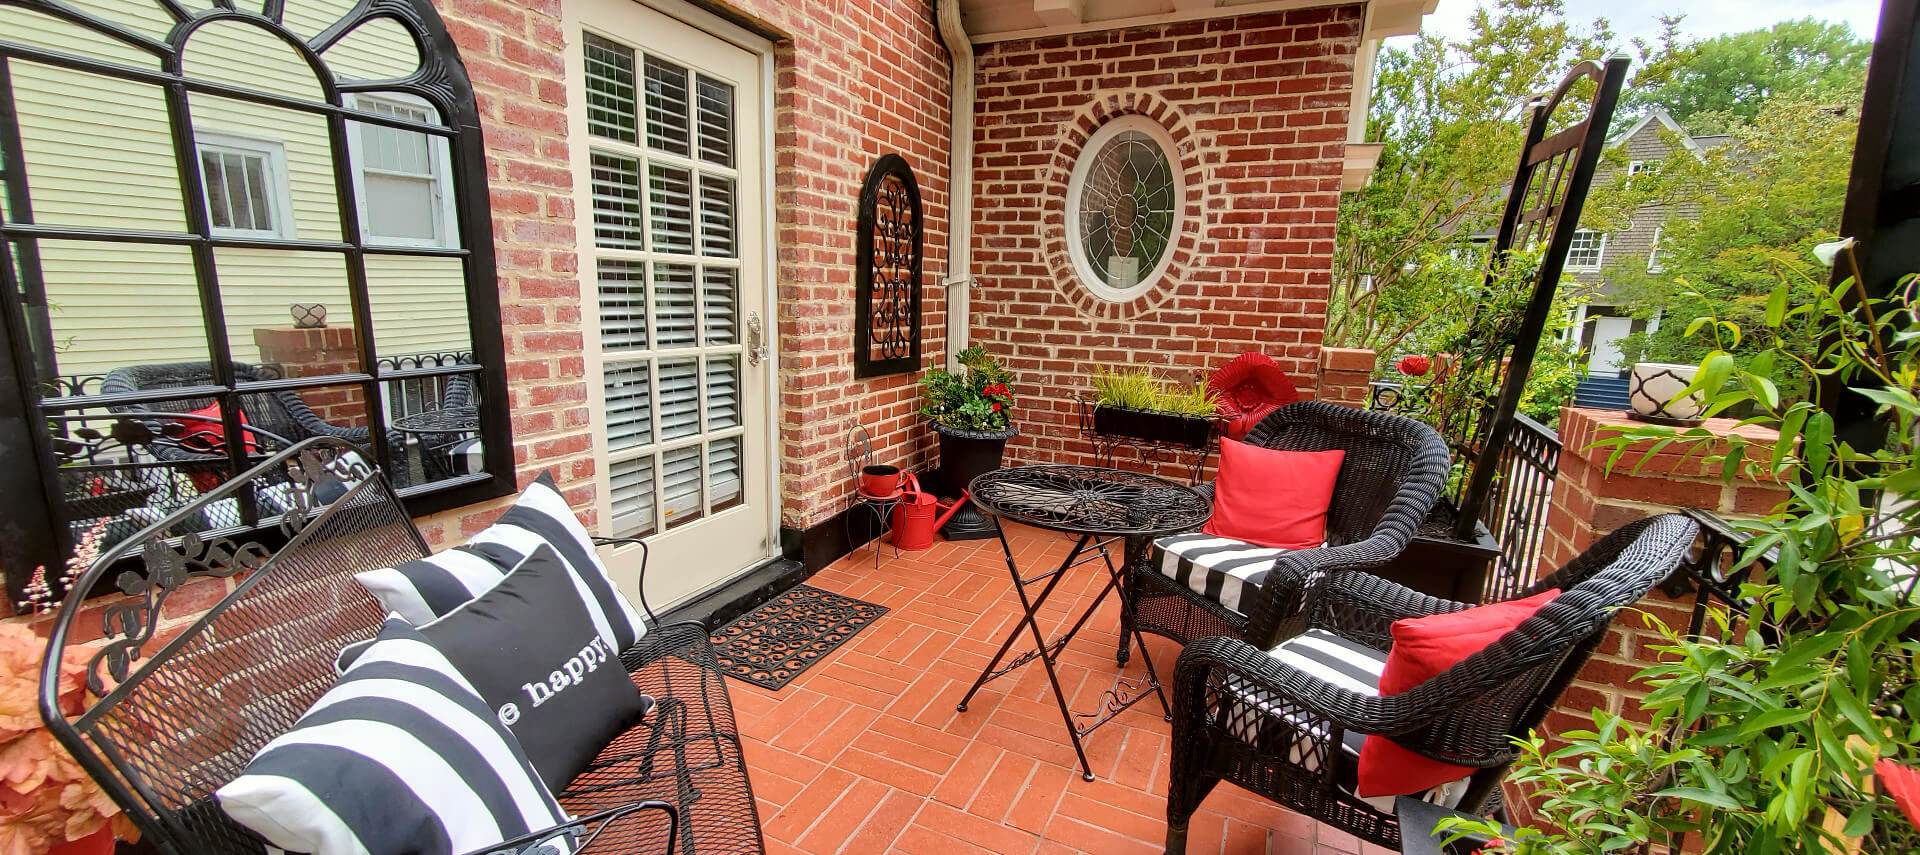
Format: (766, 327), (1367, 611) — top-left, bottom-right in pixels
(0, 0), (511, 607)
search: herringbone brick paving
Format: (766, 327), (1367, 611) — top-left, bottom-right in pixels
(733, 522), (1397, 855)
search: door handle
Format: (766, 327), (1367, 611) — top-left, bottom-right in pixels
(746, 311), (770, 366)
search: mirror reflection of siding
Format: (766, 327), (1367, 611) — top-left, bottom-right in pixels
(6, 1), (470, 378)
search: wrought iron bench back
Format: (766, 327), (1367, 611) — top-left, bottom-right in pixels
(38, 438), (426, 855)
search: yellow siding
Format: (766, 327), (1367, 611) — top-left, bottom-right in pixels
(4, 1), (469, 379)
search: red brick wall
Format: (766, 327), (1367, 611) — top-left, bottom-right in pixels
(413, 0), (953, 542)
(968, 6), (1359, 468)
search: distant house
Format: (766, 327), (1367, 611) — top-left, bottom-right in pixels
(1565, 108), (1731, 378)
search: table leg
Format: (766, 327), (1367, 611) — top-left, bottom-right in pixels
(956, 528), (1103, 780)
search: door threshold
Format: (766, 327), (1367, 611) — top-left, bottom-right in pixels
(657, 555), (808, 630)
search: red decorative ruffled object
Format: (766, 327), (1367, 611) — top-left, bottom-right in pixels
(1207, 353), (1299, 441)
(1878, 758), (1920, 831)
(1396, 354), (1432, 377)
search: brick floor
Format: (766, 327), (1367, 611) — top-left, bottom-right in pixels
(733, 522), (1397, 855)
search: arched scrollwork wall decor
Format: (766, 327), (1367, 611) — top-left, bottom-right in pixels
(853, 154), (923, 378)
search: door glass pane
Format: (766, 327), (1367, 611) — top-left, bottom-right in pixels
(702, 267), (737, 345)
(604, 362), (652, 451)
(706, 356), (738, 430)
(698, 175), (735, 258)
(30, 240), (206, 388)
(694, 75), (734, 168)
(584, 33), (638, 144)
(653, 263), (696, 348)
(598, 259), (647, 351)
(591, 153), (644, 250)
(649, 163), (694, 254)
(216, 248), (356, 372)
(366, 254), (473, 361)
(661, 444), (702, 529)
(609, 455), (655, 537)
(642, 55), (691, 157)
(657, 357), (699, 440)
(709, 437), (742, 512)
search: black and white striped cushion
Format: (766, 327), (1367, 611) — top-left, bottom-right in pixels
(1147, 533), (1291, 615)
(217, 616), (574, 855)
(1227, 628), (1467, 811)
(356, 472), (647, 651)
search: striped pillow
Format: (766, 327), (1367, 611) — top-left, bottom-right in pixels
(357, 472), (647, 651)
(217, 616), (575, 855)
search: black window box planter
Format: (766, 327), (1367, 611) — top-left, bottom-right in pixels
(1089, 404), (1217, 450)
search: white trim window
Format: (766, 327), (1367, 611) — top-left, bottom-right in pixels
(1647, 226), (1666, 273)
(195, 133), (293, 239)
(348, 94), (458, 248)
(1628, 160), (1657, 176)
(1066, 115), (1183, 301)
(1567, 229), (1605, 271)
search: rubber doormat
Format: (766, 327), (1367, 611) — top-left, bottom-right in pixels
(709, 584), (888, 690)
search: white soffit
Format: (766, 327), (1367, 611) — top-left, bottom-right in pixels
(960, 0), (1436, 44)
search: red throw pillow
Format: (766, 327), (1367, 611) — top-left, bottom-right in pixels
(175, 402), (258, 454)
(1201, 439), (1344, 549)
(1355, 588), (1561, 797)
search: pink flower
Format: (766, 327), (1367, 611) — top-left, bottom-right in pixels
(1878, 759), (1920, 831)
(1396, 355), (1432, 377)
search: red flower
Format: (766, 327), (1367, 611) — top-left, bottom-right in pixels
(1396, 355), (1432, 377)
(1878, 759), (1920, 831)
(991, 403), (1003, 411)
(983, 383), (1009, 397)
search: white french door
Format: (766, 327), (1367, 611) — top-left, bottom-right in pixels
(566, 0), (774, 609)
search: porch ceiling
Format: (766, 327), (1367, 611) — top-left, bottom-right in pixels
(956, 0), (1437, 44)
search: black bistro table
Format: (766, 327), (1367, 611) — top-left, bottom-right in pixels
(957, 464), (1212, 780)
(390, 405), (480, 480)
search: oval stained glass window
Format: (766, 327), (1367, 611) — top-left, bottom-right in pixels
(1067, 116), (1182, 301)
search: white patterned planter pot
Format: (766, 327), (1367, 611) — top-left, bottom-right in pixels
(1628, 362), (1707, 424)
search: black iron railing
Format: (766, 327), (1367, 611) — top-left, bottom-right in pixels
(1366, 380), (1428, 416)
(1480, 412), (1561, 600)
(1661, 507), (1772, 634)
(374, 350), (476, 422)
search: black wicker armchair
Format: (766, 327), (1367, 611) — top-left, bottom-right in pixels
(1124, 401), (1452, 657)
(1163, 514), (1699, 850)
(101, 360), (372, 457)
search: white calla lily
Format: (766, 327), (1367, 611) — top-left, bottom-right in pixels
(1812, 237), (1856, 266)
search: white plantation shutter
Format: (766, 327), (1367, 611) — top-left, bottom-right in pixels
(656, 358), (700, 440)
(586, 30), (746, 539)
(609, 456), (655, 537)
(702, 268), (736, 344)
(604, 363), (651, 451)
(653, 264), (696, 348)
(649, 163), (694, 254)
(661, 445), (703, 528)
(597, 259), (646, 351)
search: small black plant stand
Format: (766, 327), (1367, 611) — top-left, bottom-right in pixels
(955, 465), (1212, 780)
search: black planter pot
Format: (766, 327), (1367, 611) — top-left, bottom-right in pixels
(1369, 516), (1501, 604)
(931, 421), (1017, 541)
(1090, 405), (1214, 449)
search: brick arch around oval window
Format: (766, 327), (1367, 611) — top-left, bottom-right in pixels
(1041, 91), (1206, 321)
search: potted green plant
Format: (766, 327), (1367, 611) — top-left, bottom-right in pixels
(919, 346), (1017, 540)
(1086, 367), (1221, 450)
(1439, 243), (1920, 853)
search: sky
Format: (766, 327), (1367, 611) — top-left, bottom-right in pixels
(1411, 0), (1884, 47)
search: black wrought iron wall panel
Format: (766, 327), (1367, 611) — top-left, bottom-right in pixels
(854, 153), (922, 378)
(0, 0), (513, 603)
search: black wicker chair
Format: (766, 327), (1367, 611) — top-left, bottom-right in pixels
(1124, 401), (1452, 658)
(101, 360), (372, 458)
(1163, 514), (1700, 850)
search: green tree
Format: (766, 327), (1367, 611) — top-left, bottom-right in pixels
(1591, 84), (1862, 379)
(1328, 0), (1610, 359)
(1625, 17), (1871, 129)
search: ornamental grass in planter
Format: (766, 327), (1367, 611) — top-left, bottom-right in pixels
(1086, 367), (1221, 450)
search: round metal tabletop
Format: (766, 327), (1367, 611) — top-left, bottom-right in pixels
(967, 464), (1211, 537)
(390, 405), (480, 435)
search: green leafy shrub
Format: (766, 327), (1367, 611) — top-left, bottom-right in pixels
(1445, 245), (1920, 854)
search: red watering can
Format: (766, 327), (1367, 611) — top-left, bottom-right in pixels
(889, 473), (969, 551)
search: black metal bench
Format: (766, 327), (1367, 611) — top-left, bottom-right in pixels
(38, 437), (763, 855)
